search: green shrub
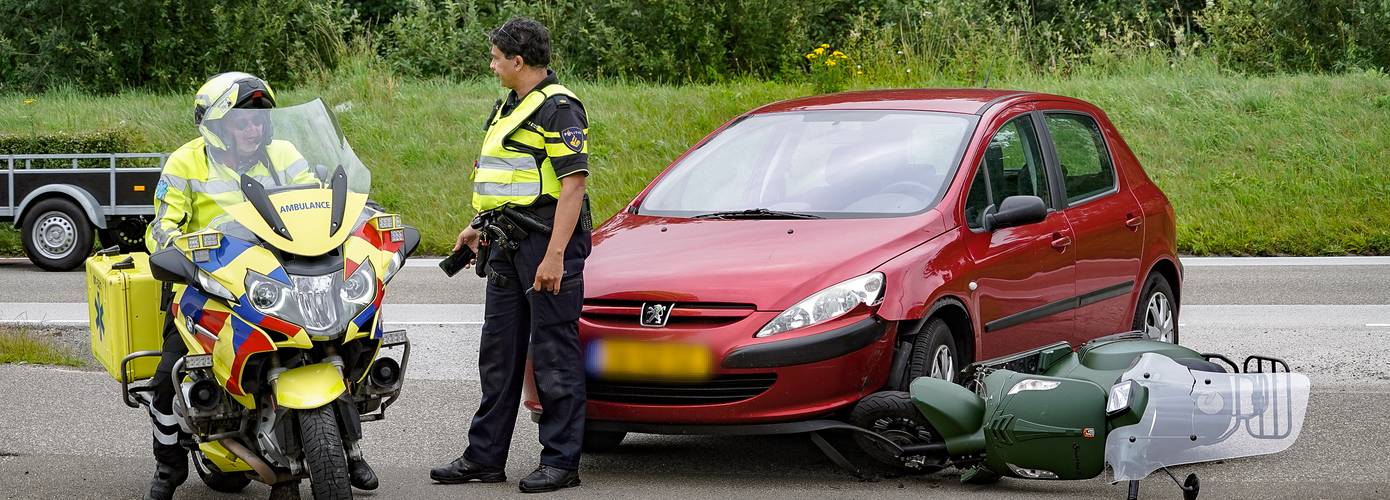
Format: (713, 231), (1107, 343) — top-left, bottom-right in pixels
(0, 128), (149, 168)
(1201, 0), (1390, 73)
(0, 0), (352, 93)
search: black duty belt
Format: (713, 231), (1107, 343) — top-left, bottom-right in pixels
(487, 272), (519, 290)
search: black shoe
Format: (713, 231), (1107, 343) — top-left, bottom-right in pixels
(144, 461), (188, 500)
(349, 457), (379, 490)
(518, 465), (580, 494)
(430, 455), (506, 484)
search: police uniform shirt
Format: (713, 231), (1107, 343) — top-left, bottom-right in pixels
(496, 70), (589, 221)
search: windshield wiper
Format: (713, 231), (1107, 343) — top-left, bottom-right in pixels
(693, 208), (823, 220)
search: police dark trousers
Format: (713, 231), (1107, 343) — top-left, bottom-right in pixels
(463, 219), (591, 471)
(148, 292), (191, 467)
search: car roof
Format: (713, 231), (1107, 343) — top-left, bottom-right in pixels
(749, 88), (1071, 116)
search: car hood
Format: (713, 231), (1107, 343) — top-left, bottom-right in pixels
(584, 210), (947, 310)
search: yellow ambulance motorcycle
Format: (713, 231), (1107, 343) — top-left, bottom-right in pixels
(116, 99), (419, 498)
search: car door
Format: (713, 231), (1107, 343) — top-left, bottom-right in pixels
(961, 107), (1077, 360)
(1039, 107), (1144, 343)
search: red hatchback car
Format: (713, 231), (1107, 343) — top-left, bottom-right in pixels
(524, 89), (1181, 450)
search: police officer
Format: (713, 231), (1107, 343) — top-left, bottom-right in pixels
(430, 18), (591, 494)
(141, 72), (376, 500)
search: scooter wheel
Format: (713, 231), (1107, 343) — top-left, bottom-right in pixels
(849, 391), (946, 475)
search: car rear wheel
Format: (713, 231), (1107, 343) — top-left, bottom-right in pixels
(1132, 274), (1179, 344)
(903, 318), (960, 387)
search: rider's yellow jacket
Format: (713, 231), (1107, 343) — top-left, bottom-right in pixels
(145, 137), (314, 252)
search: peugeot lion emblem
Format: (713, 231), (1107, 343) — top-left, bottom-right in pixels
(640, 302), (675, 328)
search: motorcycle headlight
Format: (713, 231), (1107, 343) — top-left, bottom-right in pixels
(342, 260), (377, 317)
(756, 272), (884, 338)
(245, 271), (307, 327)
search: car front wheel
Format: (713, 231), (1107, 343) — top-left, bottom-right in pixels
(1133, 274), (1179, 344)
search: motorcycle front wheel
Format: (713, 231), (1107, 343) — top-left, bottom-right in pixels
(298, 406), (352, 499)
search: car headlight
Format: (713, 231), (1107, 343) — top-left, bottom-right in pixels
(756, 272), (885, 337)
(1107, 380), (1136, 415)
(196, 269), (236, 302)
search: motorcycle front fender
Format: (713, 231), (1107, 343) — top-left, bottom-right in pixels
(909, 376), (986, 456)
(274, 362), (347, 409)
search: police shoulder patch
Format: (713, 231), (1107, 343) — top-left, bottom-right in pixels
(559, 127), (586, 153)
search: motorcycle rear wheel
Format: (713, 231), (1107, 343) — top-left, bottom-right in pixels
(298, 406), (352, 500)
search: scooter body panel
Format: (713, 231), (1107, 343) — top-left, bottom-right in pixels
(908, 377), (986, 455)
(979, 370), (1108, 480)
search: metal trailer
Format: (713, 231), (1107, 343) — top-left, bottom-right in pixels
(2, 153), (167, 271)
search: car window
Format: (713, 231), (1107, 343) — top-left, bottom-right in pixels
(963, 163), (990, 230)
(964, 115), (1049, 230)
(1045, 113), (1115, 204)
(640, 110), (975, 217)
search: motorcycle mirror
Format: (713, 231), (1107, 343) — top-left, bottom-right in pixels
(149, 246), (198, 284)
(401, 226), (422, 258)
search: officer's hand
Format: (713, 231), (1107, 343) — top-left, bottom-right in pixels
(534, 256), (564, 294)
(455, 226), (480, 254)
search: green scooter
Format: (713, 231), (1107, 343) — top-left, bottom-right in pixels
(844, 332), (1310, 499)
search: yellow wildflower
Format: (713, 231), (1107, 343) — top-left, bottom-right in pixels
(820, 43), (831, 49)
(813, 47), (825, 56)
(806, 52), (818, 60)
(832, 51), (846, 58)
(826, 59), (838, 67)
(855, 70), (863, 75)
(22, 98), (34, 105)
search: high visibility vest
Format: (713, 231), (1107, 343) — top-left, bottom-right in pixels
(145, 137), (314, 251)
(471, 83), (575, 212)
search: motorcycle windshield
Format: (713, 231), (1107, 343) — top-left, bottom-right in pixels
(198, 96), (371, 255)
(1105, 353), (1310, 481)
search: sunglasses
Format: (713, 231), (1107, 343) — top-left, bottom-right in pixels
(490, 24), (522, 52)
(228, 117), (263, 131)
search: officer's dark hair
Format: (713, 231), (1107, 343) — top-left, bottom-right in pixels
(489, 17), (551, 67)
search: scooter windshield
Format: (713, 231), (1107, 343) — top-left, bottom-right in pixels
(1105, 353), (1310, 481)
(197, 96), (372, 255)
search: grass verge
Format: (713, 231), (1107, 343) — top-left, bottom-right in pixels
(1, 59), (1387, 256)
(0, 326), (85, 367)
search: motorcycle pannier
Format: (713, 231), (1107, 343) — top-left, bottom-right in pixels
(86, 252), (165, 382)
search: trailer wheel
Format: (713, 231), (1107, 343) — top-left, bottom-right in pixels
(21, 198), (94, 271)
(98, 217), (148, 253)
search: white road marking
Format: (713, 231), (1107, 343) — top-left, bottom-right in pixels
(1181, 256), (1390, 266)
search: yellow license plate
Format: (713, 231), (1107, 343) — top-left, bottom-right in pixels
(588, 339), (713, 381)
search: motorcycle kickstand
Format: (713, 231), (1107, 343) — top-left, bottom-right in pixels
(1126, 480), (1140, 500)
(809, 431), (875, 481)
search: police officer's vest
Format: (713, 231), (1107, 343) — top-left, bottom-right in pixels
(471, 83), (576, 212)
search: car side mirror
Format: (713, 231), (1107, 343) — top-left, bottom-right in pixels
(149, 246), (198, 284)
(984, 195), (1047, 231)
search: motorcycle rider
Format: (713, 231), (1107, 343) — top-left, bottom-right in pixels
(141, 72), (376, 499)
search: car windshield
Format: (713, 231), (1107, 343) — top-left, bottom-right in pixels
(639, 110), (975, 218)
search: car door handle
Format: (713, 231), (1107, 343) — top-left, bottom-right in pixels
(1051, 233), (1072, 250)
(1124, 213), (1143, 230)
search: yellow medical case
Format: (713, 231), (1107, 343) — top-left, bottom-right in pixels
(86, 252), (165, 382)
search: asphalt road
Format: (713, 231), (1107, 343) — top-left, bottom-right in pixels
(0, 257), (1387, 499)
